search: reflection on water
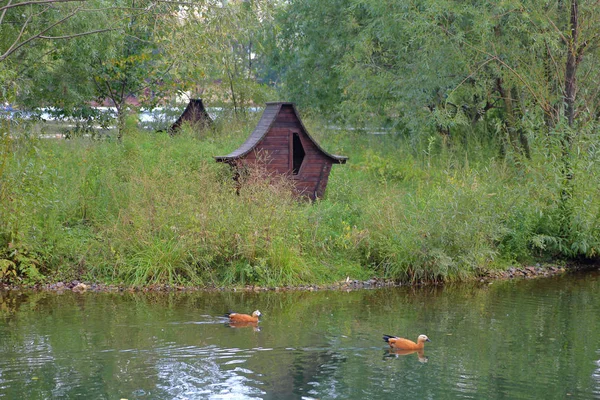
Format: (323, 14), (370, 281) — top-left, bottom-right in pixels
(155, 345), (265, 399)
(1, 270), (600, 399)
(226, 321), (261, 331)
(594, 358), (600, 398)
(384, 348), (428, 363)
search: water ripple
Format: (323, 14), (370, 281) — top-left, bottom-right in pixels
(154, 346), (265, 399)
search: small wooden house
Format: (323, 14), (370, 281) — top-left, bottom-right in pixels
(215, 102), (347, 200)
(169, 98), (212, 134)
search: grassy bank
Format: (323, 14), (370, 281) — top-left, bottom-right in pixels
(1, 116), (599, 287)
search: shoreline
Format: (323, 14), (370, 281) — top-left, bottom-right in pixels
(2, 263), (593, 294)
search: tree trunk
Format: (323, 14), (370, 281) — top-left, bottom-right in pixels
(116, 105), (126, 141)
(511, 87), (531, 160)
(496, 77), (527, 157)
(226, 69), (238, 115)
(543, 41), (560, 130)
(564, 0), (578, 129)
(559, 0), (580, 238)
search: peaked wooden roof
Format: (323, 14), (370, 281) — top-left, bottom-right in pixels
(169, 98), (212, 134)
(215, 102), (347, 163)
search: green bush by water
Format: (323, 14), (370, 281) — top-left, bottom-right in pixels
(1, 117), (599, 286)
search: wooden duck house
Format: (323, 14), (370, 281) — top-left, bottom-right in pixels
(215, 102), (347, 200)
(169, 98), (212, 134)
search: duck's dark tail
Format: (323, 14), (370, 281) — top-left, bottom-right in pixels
(382, 334), (397, 343)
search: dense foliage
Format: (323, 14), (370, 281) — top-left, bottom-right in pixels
(1, 0), (599, 286)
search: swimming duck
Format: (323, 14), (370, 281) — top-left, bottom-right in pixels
(383, 334), (430, 350)
(226, 310), (261, 323)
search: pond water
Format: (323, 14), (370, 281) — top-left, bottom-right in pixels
(1, 271), (600, 399)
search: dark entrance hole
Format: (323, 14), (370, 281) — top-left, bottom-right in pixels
(292, 132), (305, 175)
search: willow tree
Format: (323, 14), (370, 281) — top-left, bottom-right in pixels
(351, 0), (600, 253)
(0, 0), (114, 107)
(165, 0), (277, 115)
(86, 0), (181, 139)
(420, 0), (600, 244)
(1, 0), (181, 139)
(267, 0), (600, 257)
(270, 0), (599, 148)
(266, 0), (351, 114)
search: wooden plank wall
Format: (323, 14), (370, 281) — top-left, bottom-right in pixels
(240, 104), (335, 199)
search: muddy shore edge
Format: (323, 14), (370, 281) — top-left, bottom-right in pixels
(2, 263), (597, 294)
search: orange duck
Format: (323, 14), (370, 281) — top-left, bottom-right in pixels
(383, 334), (431, 350)
(226, 310), (261, 323)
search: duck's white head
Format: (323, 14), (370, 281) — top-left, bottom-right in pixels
(418, 334), (431, 343)
(252, 310), (262, 317)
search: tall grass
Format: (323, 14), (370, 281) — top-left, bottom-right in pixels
(1, 116), (599, 286)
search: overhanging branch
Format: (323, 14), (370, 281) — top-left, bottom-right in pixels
(39, 28), (113, 40)
(0, 5), (113, 62)
(0, 0), (85, 13)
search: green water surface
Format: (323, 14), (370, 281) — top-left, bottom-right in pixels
(1, 271), (600, 399)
